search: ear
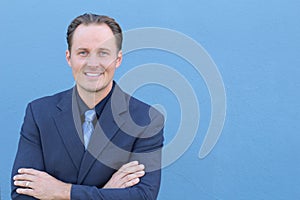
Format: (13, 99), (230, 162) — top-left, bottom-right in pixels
(115, 50), (122, 69)
(66, 50), (72, 67)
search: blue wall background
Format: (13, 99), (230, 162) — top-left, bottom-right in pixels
(1, 0), (299, 199)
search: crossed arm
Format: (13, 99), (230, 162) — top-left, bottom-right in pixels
(12, 103), (164, 199)
(13, 161), (145, 199)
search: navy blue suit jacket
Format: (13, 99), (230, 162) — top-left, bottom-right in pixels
(11, 84), (164, 199)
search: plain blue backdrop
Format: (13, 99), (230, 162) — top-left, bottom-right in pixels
(1, 0), (300, 199)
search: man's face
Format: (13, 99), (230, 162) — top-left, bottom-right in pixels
(66, 23), (122, 96)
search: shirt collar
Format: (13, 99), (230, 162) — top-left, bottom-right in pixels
(75, 81), (116, 118)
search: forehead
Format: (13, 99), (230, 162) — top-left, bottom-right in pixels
(71, 23), (116, 49)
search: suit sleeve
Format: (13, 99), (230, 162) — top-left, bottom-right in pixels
(71, 112), (165, 200)
(12, 99), (164, 200)
(11, 103), (45, 200)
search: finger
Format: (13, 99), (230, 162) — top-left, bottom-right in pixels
(111, 169), (144, 187)
(119, 161), (139, 171)
(124, 171), (145, 182)
(14, 181), (33, 188)
(126, 170), (145, 180)
(113, 161), (139, 178)
(13, 174), (36, 182)
(112, 162), (145, 181)
(124, 173), (138, 182)
(16, 188), (34, 196)
(119, 164), (145, 174)
(133, 170), (145, 178)
(18, 168), (40, 175)
(123, 178), (140, 188)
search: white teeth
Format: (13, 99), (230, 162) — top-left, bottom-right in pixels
(86, 73), (101, 77)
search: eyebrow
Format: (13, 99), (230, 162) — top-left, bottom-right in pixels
(75, 47), (111, 52)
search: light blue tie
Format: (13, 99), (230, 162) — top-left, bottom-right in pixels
(82, 110), (96, 149)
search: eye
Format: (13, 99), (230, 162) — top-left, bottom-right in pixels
(99, 51), (109, 57)
(78, 51), (88, 56)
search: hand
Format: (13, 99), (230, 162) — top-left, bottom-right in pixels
(13, 168), (71, 200)
(103, 161), (145, 188)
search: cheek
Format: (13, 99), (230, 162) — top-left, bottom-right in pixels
(105, 69), (115, 78)
(70, 65), (83, 80)
(71, 66), (79, 76)
(70, 60), (84, 73)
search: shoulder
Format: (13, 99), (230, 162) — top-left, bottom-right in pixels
(115, 84), (164, 127)
(131, 95), (164, 128)
(28, 88), (73, 111)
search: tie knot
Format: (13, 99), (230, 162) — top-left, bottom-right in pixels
(84, 110), (96, 122)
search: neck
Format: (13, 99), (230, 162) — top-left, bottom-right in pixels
(76, 82), (113, 109)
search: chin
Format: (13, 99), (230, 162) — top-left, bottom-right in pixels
(79, 81), (111, 94)
(86, 87), (103, 93)
(89, 86), (107, 93)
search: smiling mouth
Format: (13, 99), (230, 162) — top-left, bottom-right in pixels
(85, 72), (103, 77)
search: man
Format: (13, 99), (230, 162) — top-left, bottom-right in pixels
(11, 13), (164, 199)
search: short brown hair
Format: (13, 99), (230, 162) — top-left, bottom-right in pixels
(66, 13), (122, 52)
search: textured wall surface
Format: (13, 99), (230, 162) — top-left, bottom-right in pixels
(1, 0), (299, 199)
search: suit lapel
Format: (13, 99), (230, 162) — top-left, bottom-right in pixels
(53, 88), (85, 171)
(77, 84), (128, 184)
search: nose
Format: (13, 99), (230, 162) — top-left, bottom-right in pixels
(86, 54), (101, 68)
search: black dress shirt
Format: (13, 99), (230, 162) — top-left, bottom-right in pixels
(75, 82), (115, 126)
